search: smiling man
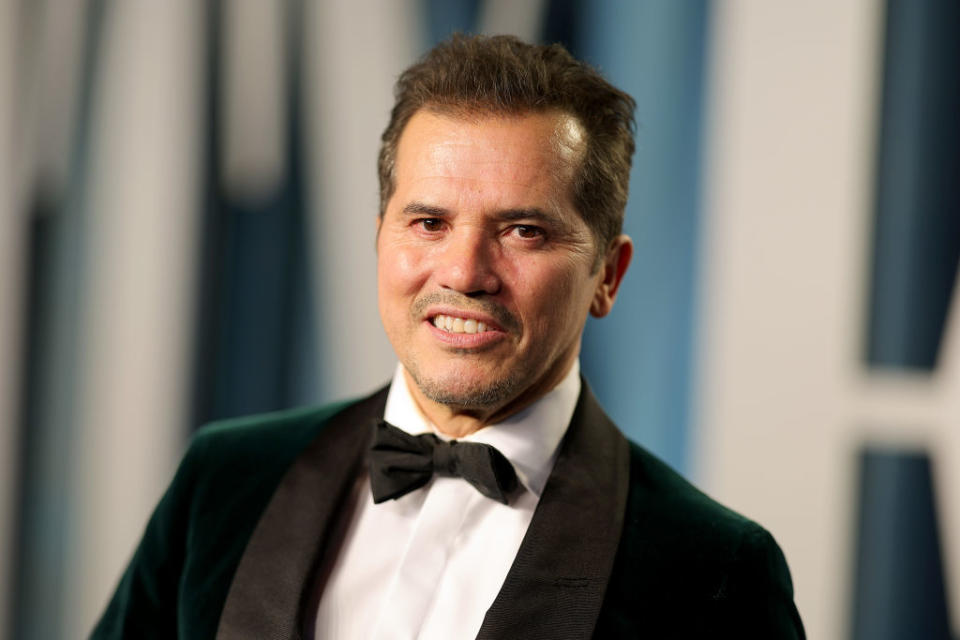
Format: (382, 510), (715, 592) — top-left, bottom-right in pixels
(93, 35), (804, 639)
(377, 108), (628, 436)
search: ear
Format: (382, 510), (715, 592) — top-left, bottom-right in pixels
(590, 234), (633, 318)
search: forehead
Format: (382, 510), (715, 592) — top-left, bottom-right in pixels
(391, 109), (585, 211)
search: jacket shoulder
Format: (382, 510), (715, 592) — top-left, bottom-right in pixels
(624, 440), (759, 548)
(90, 394), (374, 640)
(177, 396), (375, 551)
(187, 399), (357, 477)
(595, 440), (805, 638)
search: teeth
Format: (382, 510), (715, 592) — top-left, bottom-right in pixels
(432, 314), (492, 334)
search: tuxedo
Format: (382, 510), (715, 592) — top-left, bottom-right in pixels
(91, 381), (805, 639)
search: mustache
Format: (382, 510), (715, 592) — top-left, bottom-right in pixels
(412, 292), (519, 333)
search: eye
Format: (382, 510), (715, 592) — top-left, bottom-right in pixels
(512, 225), (545, 240)
(415, 218), (444, 232)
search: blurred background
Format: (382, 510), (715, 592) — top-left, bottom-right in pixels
(1, 0), (957, 638)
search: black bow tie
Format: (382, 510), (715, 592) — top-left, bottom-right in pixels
(369, 420), (519, 504)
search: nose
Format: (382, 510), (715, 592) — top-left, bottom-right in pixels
(435, 227), (501, 296)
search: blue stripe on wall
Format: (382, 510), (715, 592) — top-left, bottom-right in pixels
(851, 448), (952, 640)
(12, 1), (109, 637)
(867, 0), (960, 371)
(191, 0), (315, 424)
(576, 1), (710, 474)
(856, 2), (958, 636)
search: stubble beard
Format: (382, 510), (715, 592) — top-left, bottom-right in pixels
(403, 356), (529, 411)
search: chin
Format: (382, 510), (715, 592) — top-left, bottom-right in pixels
(408, 365), (522, 410)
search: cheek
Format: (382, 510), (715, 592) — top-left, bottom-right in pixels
(508, 258), (583, 323)
(378, 243), (427, 297)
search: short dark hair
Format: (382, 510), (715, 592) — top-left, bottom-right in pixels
(378, 33), (636, 255)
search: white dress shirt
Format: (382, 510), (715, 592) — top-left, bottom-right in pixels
(313, 361), (581, 640)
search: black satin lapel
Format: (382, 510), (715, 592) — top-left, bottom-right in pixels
(216, 388), (388, 640)
(477, 380), (630, 640)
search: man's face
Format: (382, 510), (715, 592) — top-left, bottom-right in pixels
(376, 109), (608, 416)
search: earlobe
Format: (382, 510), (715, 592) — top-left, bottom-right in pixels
(590, 235), (633, 318)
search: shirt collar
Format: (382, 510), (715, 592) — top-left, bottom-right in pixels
(382, 361), (581, 499)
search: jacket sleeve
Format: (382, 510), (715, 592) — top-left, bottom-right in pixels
(88, 435), (206, 639)
(722, 525), (806, 639)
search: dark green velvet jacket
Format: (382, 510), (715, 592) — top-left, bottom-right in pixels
(91, 382), (804, 639)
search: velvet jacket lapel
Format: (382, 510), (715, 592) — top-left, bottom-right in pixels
(216, 388), (387, 640)
(477, 381), (630, 639)
(216, 380), (630, 640)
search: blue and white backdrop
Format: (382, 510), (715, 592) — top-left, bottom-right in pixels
(0, 1), (957, 639)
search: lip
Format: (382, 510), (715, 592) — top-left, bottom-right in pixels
(424, 319), (507, 349)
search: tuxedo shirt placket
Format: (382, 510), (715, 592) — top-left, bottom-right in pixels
(369, 478), (478, 639)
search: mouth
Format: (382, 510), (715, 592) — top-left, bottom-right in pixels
(430, 313), (496, 335)
(423, 308), (507, 349)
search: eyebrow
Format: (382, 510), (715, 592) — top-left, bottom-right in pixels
(401, 202), (560, 226)
(497, 208), (555, 223)
(402, 202), (449, 217)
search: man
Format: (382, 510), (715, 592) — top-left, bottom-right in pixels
(93, 34), (804, 639)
